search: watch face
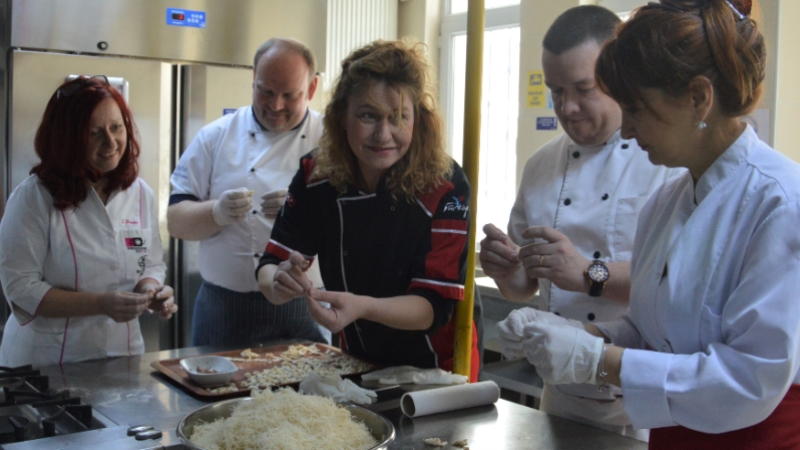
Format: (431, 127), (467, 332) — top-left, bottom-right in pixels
(588, 262), (610, 282)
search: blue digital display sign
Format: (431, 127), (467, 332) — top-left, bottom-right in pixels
(167, 8), (206, 28)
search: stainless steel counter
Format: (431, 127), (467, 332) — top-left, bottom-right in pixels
(9, 342), (647, 450)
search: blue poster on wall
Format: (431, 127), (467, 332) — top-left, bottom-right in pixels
(536, 117), (558, 130)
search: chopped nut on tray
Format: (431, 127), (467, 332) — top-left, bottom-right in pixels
(424, 437), (448, 447)
(240, 348), (260, 359)
(204, 344), (374, 393)
(208, 383), (239, 394)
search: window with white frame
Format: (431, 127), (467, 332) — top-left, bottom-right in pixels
(440, 2), (520, 250)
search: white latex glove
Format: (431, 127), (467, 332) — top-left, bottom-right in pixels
(521, 322), (604, 385)
(497, 308), (584, 359)
(298, 373), (377, 405)
(360, 366), (467, 385)
(212, 187), (253, 226)
(260, 188), (288, 218)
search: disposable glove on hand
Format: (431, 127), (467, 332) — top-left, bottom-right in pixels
(360, 366), (467, 385)
(260, 188), (288, 218)
(521, 322), (604, 385)
(497, 308), (584, 359)
(299, 373), (377, 405)
(212, 187), (253, 226)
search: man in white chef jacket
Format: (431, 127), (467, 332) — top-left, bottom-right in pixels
(168, 38), (327, 346)
(480, 6), (683, 440)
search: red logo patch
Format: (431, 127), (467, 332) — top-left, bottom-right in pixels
(125, 237), (144, 248)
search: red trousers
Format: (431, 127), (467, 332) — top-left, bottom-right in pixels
(649, 384), (800, 450)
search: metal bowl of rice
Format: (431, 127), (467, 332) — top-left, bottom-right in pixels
(177, 395), (395, 450)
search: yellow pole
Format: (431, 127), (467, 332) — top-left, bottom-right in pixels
(453, 0), (484, 380)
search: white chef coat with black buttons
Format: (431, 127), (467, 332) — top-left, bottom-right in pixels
(170, 107), (323, 292)
(0, 176), (166, 367)
(595, 125), (800, 433)
(509, 130), (682, 321)
(507, 130), (682, 433)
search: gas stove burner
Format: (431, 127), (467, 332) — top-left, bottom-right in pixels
(0, 375), (49, 405)
(2, 386), (69, 407)
(0, 370), (41, 381)
(35, 402), (93, 439)
(0, 415), (43, 444)
(64, 404), (93, 428)
(0, 365), (34, 373)
(0, 377), (24, 391)
(0, 368), (109, 444)
(42, 404), (93, 428)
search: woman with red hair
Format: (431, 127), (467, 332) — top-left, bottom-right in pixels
(0, 76), (176, 367)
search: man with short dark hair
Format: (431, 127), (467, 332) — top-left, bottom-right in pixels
(480, 5), (682, 439)
(168, 38), (326, 346)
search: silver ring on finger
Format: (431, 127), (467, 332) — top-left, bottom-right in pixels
(539, 254), (546, 267)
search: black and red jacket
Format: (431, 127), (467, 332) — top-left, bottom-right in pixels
(258, 152), (479, 381)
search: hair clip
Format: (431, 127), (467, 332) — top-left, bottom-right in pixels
(647, 1), (747, 20)
(723, 0), (746, 21)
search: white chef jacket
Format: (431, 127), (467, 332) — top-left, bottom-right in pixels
(0, 176), (166, 367)
(170, 107), (323, 292)
(596, 126), (800, 433)
(507, 130), (681, 431)
(510, 130), (682, 319)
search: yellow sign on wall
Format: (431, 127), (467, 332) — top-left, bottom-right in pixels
(526, 70), (546, 108)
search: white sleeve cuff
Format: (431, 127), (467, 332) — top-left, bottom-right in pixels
(9, 282), (53, 322)
(141, 267), (166, 285)
(621, 348), (676, 429)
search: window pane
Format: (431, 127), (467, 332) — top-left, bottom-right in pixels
(450, 27), (520, 248)
(450, 0), (520, 15)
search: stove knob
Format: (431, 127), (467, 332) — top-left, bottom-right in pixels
(135, 429), (164, 441)
(127, 425), (153, 436)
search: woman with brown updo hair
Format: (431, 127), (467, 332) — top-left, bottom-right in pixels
(505, 1), (800, 448)
(257, 40), (480, 380)
(0, 76), (177, 367)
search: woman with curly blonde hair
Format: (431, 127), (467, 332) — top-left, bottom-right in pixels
(314, 40), (452, 200)
(258, 40), (479, 380)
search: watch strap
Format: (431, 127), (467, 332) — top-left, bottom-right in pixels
(589, 279), (604, 297)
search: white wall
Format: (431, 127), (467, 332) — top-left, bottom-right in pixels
(515, 1), (586, 184)
(598, 0), (643, 14)
(774, 0), (800, 161)
(399, 0), (443, 81)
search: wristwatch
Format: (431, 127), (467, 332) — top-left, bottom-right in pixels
(586, 260), (610, 297)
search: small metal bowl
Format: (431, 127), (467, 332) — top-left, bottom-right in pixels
(179, 356), (238, 388)
(177, 397), (395, 450)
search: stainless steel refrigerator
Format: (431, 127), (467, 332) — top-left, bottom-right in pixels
(0, 0), (327, 350)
